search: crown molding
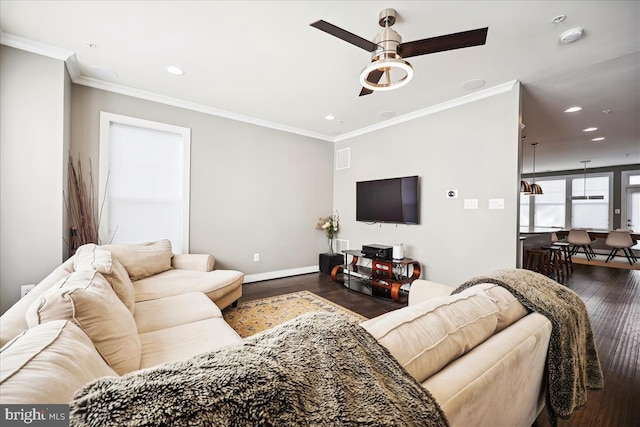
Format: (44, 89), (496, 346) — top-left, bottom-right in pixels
(73, 75), (335, 142)
(1, 31), (517, 144)
(334, 80), (519, 142)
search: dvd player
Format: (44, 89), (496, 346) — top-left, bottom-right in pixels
(362, 244), (393, 260)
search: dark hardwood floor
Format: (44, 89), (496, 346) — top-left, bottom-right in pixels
(238, 264), (639, 427)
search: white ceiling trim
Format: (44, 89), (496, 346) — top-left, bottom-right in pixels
(334, 80), (519, 142)
(1, 32), (517, 145)
(73, 74), (335, 142)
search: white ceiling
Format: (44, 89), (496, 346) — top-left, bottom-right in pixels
(1, 1), (638, 173)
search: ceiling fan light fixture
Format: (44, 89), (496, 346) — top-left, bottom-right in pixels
(359, 57), (413, 91)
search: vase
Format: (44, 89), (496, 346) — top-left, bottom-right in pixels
(327, 237), (334, 254)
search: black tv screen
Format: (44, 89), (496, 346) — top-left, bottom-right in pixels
(356, 176), (419, 224)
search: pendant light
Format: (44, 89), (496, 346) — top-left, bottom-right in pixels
(571, 160), (605, 200)
(529, 143), (543, 195)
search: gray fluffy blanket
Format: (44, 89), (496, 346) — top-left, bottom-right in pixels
(69, 312), (448, 427)
(453, 269), (603, 427)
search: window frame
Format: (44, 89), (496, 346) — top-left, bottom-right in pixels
(98, 112), (191, 252)
(524, 171), (613, 230)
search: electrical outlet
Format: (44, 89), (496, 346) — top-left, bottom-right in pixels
(253, 253), (260, 262)
(21, 284), (35, 298)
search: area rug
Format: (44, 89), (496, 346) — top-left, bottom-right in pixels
(223, 290), (368, 338)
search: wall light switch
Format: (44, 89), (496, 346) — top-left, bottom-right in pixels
(488, 198), (505, 210)
(615, 208), (621, 214)
(464, 199), (478, 209)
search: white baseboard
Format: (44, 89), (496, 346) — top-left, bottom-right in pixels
(243, 266), (319, 283)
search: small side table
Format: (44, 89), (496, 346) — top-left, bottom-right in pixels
(319, 253), (344, 274)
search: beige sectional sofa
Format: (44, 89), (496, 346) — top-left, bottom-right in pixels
(2, 244), (553, 426)
(361, 279), (552, 427)
(1, 241), (244, 403)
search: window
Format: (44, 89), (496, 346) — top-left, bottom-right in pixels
(533, 180), (565, 228)
(571, 176), (609, 229)
(99, 113), (191, 253)
(522, 172), (613, 231)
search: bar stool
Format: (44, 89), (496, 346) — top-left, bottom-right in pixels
(551, 232), (573, 276)
(567, 229), (596, 260)
(542, 245), (565, 282)
(525, 248), (551, 276)
(605, 230), (637, 265)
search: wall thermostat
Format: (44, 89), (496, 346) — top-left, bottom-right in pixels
(447, 190), (458, 199)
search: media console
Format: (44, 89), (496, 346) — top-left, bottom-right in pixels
(330, 249), (421, 302)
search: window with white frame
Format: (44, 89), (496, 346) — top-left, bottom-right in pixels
(522, 172), (613, 230)
(571, 176), (610, 229)
(99, 113), (191, 253)
(533, 179), (566, 228)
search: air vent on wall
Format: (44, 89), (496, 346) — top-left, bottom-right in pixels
(336, 148), (351, 170)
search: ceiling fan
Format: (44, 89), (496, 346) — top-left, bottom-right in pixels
(311, 8), (488, 96)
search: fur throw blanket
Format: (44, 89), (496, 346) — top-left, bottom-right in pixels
(453, 269), (603, 427)
(69, 312), (448, 427)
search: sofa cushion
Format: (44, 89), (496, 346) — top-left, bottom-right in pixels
(0, 320), (117, 403)
(132, 269), (244, 303)
(361, 292), (499, 383)
(134, 292), (223, 334)
(0, 257), (75, 347)
(138, 318), (242, 369)
(74, 243), (136, 313)
(25, 270), (141, 375)
(458, 283), (529, 332)
(103, 239), (173, 281)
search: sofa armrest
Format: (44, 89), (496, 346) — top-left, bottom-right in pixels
(171, 254), (215, 272)
(408, 280), (455, 306)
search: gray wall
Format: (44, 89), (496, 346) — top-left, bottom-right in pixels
(70, 85), (334, 279)
(0, 46), (70, 313)
(333, 84), (522, 285)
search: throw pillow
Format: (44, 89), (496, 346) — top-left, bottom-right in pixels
(103, 239), (173, 281)
(361, 292), (499, 383)
(0, 320), (117, 403)
(458, 283), (529, 332)
(74, 243), (136, 314)
(25, 270), (142, 375)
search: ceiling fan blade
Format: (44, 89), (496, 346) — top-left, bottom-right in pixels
(359, 69), (384, 96)
(311, 20), (378, 52)
(398, 27), (488, 58)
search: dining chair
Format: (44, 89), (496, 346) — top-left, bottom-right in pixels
(605, 230), (637, 265)
(567, 229), (596, 260)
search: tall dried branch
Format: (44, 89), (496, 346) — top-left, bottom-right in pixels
(65, 154), (99, 254)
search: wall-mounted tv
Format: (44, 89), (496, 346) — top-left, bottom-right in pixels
(356, 175), (419, 224)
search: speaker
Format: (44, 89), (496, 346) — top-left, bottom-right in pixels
(392, 243), (404, 260)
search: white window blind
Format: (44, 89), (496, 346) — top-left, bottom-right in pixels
(100, 113), (190, 253)
(571, 176), (610, 230)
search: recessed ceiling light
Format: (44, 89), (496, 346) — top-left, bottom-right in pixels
(591, 137), (605, 142)
(461, 79), (485, 90)
(325, 114), (336, 120)
(564, 106), (582, 113)
(559, 27), (584, 44)
(583, 127), (598, 132)
(551, 15), (567, 24)
(165, 65), (184, 75)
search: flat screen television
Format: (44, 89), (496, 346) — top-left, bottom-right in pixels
(356, 175), (419, 224)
